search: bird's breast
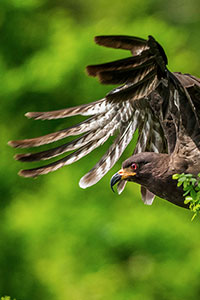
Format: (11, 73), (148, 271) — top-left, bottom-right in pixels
(142, 173), (188, 209)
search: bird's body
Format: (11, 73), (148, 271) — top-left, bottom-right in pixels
(9, 35), (200, 209)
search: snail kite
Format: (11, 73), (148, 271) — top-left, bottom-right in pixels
(9, 35), (200, 209)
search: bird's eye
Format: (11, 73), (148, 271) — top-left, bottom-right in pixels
(131, 163), (137, 170)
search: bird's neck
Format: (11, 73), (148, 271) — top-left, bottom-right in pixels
(134, 153), (188, 208)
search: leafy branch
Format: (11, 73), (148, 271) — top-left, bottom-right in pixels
(172, 173), (200, 220)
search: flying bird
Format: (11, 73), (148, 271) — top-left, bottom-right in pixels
(8, 35), (200, 209)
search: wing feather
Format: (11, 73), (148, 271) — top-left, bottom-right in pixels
(86, 51), (153, 77)
(25, 98), (110, 120)
(106, 69), (157, 102)
(98, 63), (155, 85)
(94, 35), (148, 53)
(9, 34), (175, 188)
(9, 104), (120, 148)
(15, 103), (127, 162)
(79, 110), (140, 188)
(18, 109), (132, 178)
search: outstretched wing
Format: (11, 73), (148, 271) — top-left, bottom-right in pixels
(9, 35), (191, 189)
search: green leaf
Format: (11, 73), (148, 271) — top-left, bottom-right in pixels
(190, 178), (197, 186)
(172, 173), (200, 220)
(191, 213), (197, 221)
(183, 181), (189, 189)
(191, 189), (197, 200)
(183, 190), (191, 196)
(184, 199), (191, 204)
(172, 174), (180, 180)
(184, 196), (193, 204)
(185, 174), (193, 178)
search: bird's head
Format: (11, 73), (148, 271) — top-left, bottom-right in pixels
(110, 152), (169, 192)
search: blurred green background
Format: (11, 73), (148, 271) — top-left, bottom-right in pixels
(1, 0), (200, 299)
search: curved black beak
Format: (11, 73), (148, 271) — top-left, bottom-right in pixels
(110, 172), (122, 192)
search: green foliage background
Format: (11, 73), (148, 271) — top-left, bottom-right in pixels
(1, 0), (200, 299)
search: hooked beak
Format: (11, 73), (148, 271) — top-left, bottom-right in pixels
(110, 172), (122, 192)
(110, 169), (136, 192)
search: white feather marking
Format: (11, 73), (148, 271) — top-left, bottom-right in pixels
(174, 89), (180, 111)
(150, 144), (159, 153)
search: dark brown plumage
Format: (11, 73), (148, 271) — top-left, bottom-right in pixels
(8, 35), (200, 209)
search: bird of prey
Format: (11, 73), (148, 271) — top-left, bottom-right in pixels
(9, 35), (200, 209)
